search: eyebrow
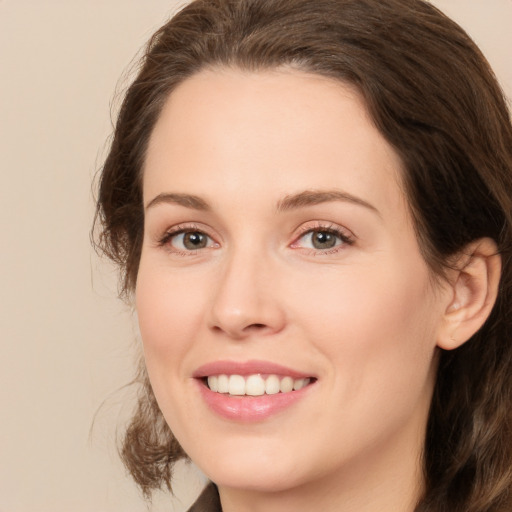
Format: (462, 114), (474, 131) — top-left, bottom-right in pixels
(145, 189), (380, 216)
(145, 193), (211, 211)
(276, 189), (380, 216)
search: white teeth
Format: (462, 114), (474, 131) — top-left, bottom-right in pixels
(245, 374), (266, 396)
(280, 376), (294, 393)
(265, 375), (281, 395)
(206, 373), (312, 396)
(207, 375), (218, 392)
(293, 378), (305, 390)
(229, 375), (246, 395)
(217, 374), (229, 393)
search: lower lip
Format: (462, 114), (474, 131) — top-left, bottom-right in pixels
(197, 380), (314, 422)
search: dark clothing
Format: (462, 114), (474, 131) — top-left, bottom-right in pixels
(188, 483), (222, 512)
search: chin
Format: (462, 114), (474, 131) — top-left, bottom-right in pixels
(208, 463), (307, 494)
(185, 434), (313, 493)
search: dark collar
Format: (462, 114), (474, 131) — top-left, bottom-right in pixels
(187, 483), (222, 512)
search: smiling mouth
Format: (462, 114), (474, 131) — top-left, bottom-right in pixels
(204, 374), (315, 397)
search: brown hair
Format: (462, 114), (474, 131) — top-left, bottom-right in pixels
(94, 0), (512, 510)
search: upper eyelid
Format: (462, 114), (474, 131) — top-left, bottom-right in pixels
(160, 222), (216, 238)
(293, 221), (356, 239)
(296, 223), (343, 234)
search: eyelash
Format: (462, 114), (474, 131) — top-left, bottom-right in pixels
(291, 223), (355, 255)
(157, 222), (354, 256)
(157, 224), (217, 255)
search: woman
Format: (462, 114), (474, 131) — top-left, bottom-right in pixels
(94, 0), (512, 510)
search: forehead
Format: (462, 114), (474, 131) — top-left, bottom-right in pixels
(143, 68), (407, 219)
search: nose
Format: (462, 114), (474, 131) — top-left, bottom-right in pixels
(207, 247), (286, 340)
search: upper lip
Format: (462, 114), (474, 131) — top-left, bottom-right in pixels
(192, 359), (314, 379)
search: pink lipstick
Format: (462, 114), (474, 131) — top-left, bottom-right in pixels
(193, 360), (316, 422)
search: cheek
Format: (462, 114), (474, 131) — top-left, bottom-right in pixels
(290, 254), (440, 388)
(135, 262), (212, 436)
(135, 262), (207, 368)
(283, 256), (441, 461)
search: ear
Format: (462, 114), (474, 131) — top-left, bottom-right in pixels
(437, 238), (501, 350)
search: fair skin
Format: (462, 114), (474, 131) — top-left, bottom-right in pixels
(136, 68), (500, 512)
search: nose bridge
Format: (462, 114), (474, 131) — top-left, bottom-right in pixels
(208, 240), (284, 338)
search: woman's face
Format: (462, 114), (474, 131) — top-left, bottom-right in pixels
(137, 69), (451, 496)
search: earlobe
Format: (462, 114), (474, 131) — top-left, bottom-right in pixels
(437, 238), (501, 351)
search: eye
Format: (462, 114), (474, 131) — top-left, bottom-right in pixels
(176, 231), (210, 250)
(303, 231), (340, 250)
(159, 228), (217, 253)
(292, 225), (354, 253)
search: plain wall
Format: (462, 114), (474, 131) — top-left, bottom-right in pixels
(0, 1), (510, 511)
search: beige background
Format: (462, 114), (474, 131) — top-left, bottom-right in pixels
(0, 1), (510, 511)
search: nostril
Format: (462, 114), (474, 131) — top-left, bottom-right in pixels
(211, 322), (268, 336)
